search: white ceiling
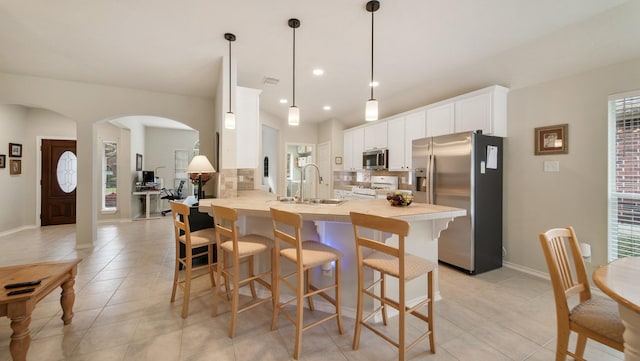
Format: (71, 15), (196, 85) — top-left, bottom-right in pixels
(1, 0), (639, 128)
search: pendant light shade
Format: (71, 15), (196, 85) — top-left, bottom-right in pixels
(365, 99), (378, 121)
(288, 18), (301, 126)
(365, 1), (380, 121)
(288, 106), (300, 126)
(224, 32), (236, 129)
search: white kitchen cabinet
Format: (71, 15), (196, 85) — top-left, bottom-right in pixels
(387, 116), (405, 171)
(343, 127), (364, 171)
(426, 103), (454, 137)
(403, 111), (426, 170)
(454, 85), (508, 137)
(364, 121), (387, 150)
(387, 111), (426, 171)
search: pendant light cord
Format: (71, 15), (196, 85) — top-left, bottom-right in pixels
(292, 25), (296, 107)
(228, 39), (232, 111)
(370, 8), (374, 100)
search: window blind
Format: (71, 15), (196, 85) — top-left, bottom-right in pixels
(609, 94), (640, 260)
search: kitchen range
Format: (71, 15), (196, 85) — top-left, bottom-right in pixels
(335, 175), (398, 200)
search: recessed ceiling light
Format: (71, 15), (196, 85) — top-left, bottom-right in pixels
(323, 105), (331, 110)
(313, 69), (324, 76)
(369, 81), (379, 87)
(279, 99), (288, 104)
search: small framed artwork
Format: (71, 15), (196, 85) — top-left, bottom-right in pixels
(0, 154), (5, 168)
(335, 156), (343, 165)
(10, 159), (21, 175)
(535, 124), (568, 155)
(9, 143), (22, 157)
(136, 153), (143, 171)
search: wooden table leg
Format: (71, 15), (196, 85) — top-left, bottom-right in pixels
(60, 276), (76, 325)
(9, 314), (31, 361)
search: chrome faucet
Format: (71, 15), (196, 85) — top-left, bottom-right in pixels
(299, 163), (323, 202)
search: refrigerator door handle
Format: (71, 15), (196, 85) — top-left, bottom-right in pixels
(428, 154), (434, 204)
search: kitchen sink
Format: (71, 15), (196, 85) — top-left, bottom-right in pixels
(271, 197), (345, 205)
(303, 198), (345, 205)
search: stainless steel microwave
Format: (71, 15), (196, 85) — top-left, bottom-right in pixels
(363, 149), (388, 170)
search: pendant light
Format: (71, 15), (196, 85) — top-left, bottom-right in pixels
(365, 0), (380, 121)
(224, 33), (236, 129)
(288, 18), (300, 126)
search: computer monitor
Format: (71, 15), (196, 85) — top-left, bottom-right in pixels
(142, 170), (155, 184)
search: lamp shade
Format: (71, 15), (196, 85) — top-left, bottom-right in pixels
(187, 155), (216, 174)
(365, 99), (378, 121)
(224, 112), (236, 129)
(288, 106), (300, 126)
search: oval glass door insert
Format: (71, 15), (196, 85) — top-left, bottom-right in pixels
(57, 151), (77, 193)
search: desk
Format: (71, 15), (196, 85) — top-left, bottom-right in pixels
(593, 256), (640, 361)
(133, 190), (161, 220)
(0, 259), (81, 361)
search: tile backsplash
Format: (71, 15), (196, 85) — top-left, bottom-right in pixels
(217, 168), (256, 198)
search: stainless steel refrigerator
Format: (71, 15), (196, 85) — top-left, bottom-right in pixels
(412, 131), (503, 274)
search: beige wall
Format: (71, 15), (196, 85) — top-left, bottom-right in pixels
(0, 72), (215, 246)
(504, 58), (640, 275)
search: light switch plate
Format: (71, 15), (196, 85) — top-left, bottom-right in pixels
(543, 160), (560, 172)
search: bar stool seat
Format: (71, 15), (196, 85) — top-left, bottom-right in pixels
(280, 240), (342, 268)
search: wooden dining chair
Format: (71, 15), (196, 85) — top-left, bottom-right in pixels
(211, 205), (275, 338)
(349, 211), (437, 361)
(269, 207), (344, 360)
(169, 201), (216, 318)
(539, 226), (624, 361)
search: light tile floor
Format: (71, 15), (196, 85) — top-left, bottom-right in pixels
(0, 217), (625, 361)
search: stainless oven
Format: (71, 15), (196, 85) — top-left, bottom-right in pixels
(362, 149), (388, 170)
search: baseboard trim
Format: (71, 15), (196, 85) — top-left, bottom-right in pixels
(0, 225), (37, 237)
(503, 261), (549, 280)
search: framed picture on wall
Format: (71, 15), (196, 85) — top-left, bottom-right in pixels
(136, 153), (143, 171)
(9, 143), (22, 157)
(0, 154), (5, 168)
(534, 124), (568, 155)
(10, 159), (21, 175)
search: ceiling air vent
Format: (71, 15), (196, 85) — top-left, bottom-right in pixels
(263, 77), (279, 86)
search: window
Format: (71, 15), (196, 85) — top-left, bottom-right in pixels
(608, 91), (640, 260)
(102, 141), (117, 211)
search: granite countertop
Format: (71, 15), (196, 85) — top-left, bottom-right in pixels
(198, 190), (465, 223)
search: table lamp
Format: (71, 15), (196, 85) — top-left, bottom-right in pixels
(187, 155), (215, 200)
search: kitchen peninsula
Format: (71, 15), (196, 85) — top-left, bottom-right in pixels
(199, 190), (465, 317)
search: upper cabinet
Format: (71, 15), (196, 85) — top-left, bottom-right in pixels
(343, 85), (508, 170)
(426, 103), (454, 137)
(387, 112), (426, 171)
(364, 121), (387, 150)
(343, 127), (364, 171)
(454, 86), (508, 136)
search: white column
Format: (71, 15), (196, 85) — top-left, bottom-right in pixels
(75, 121), (97, 248)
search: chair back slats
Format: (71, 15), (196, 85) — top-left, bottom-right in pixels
(539, 226), (591, 317)
(270, 207), (303, 248)
(350, 212), (408, 258)
(211, 205), (237, 243)
(170, 201), (191, 244)
(350, 212), (410, 237)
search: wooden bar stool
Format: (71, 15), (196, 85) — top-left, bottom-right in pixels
(169, 201), (216, 318)
(211, 205), (275, 338)
(350, 211), (437, 361)
(269, 207), (344, 360)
